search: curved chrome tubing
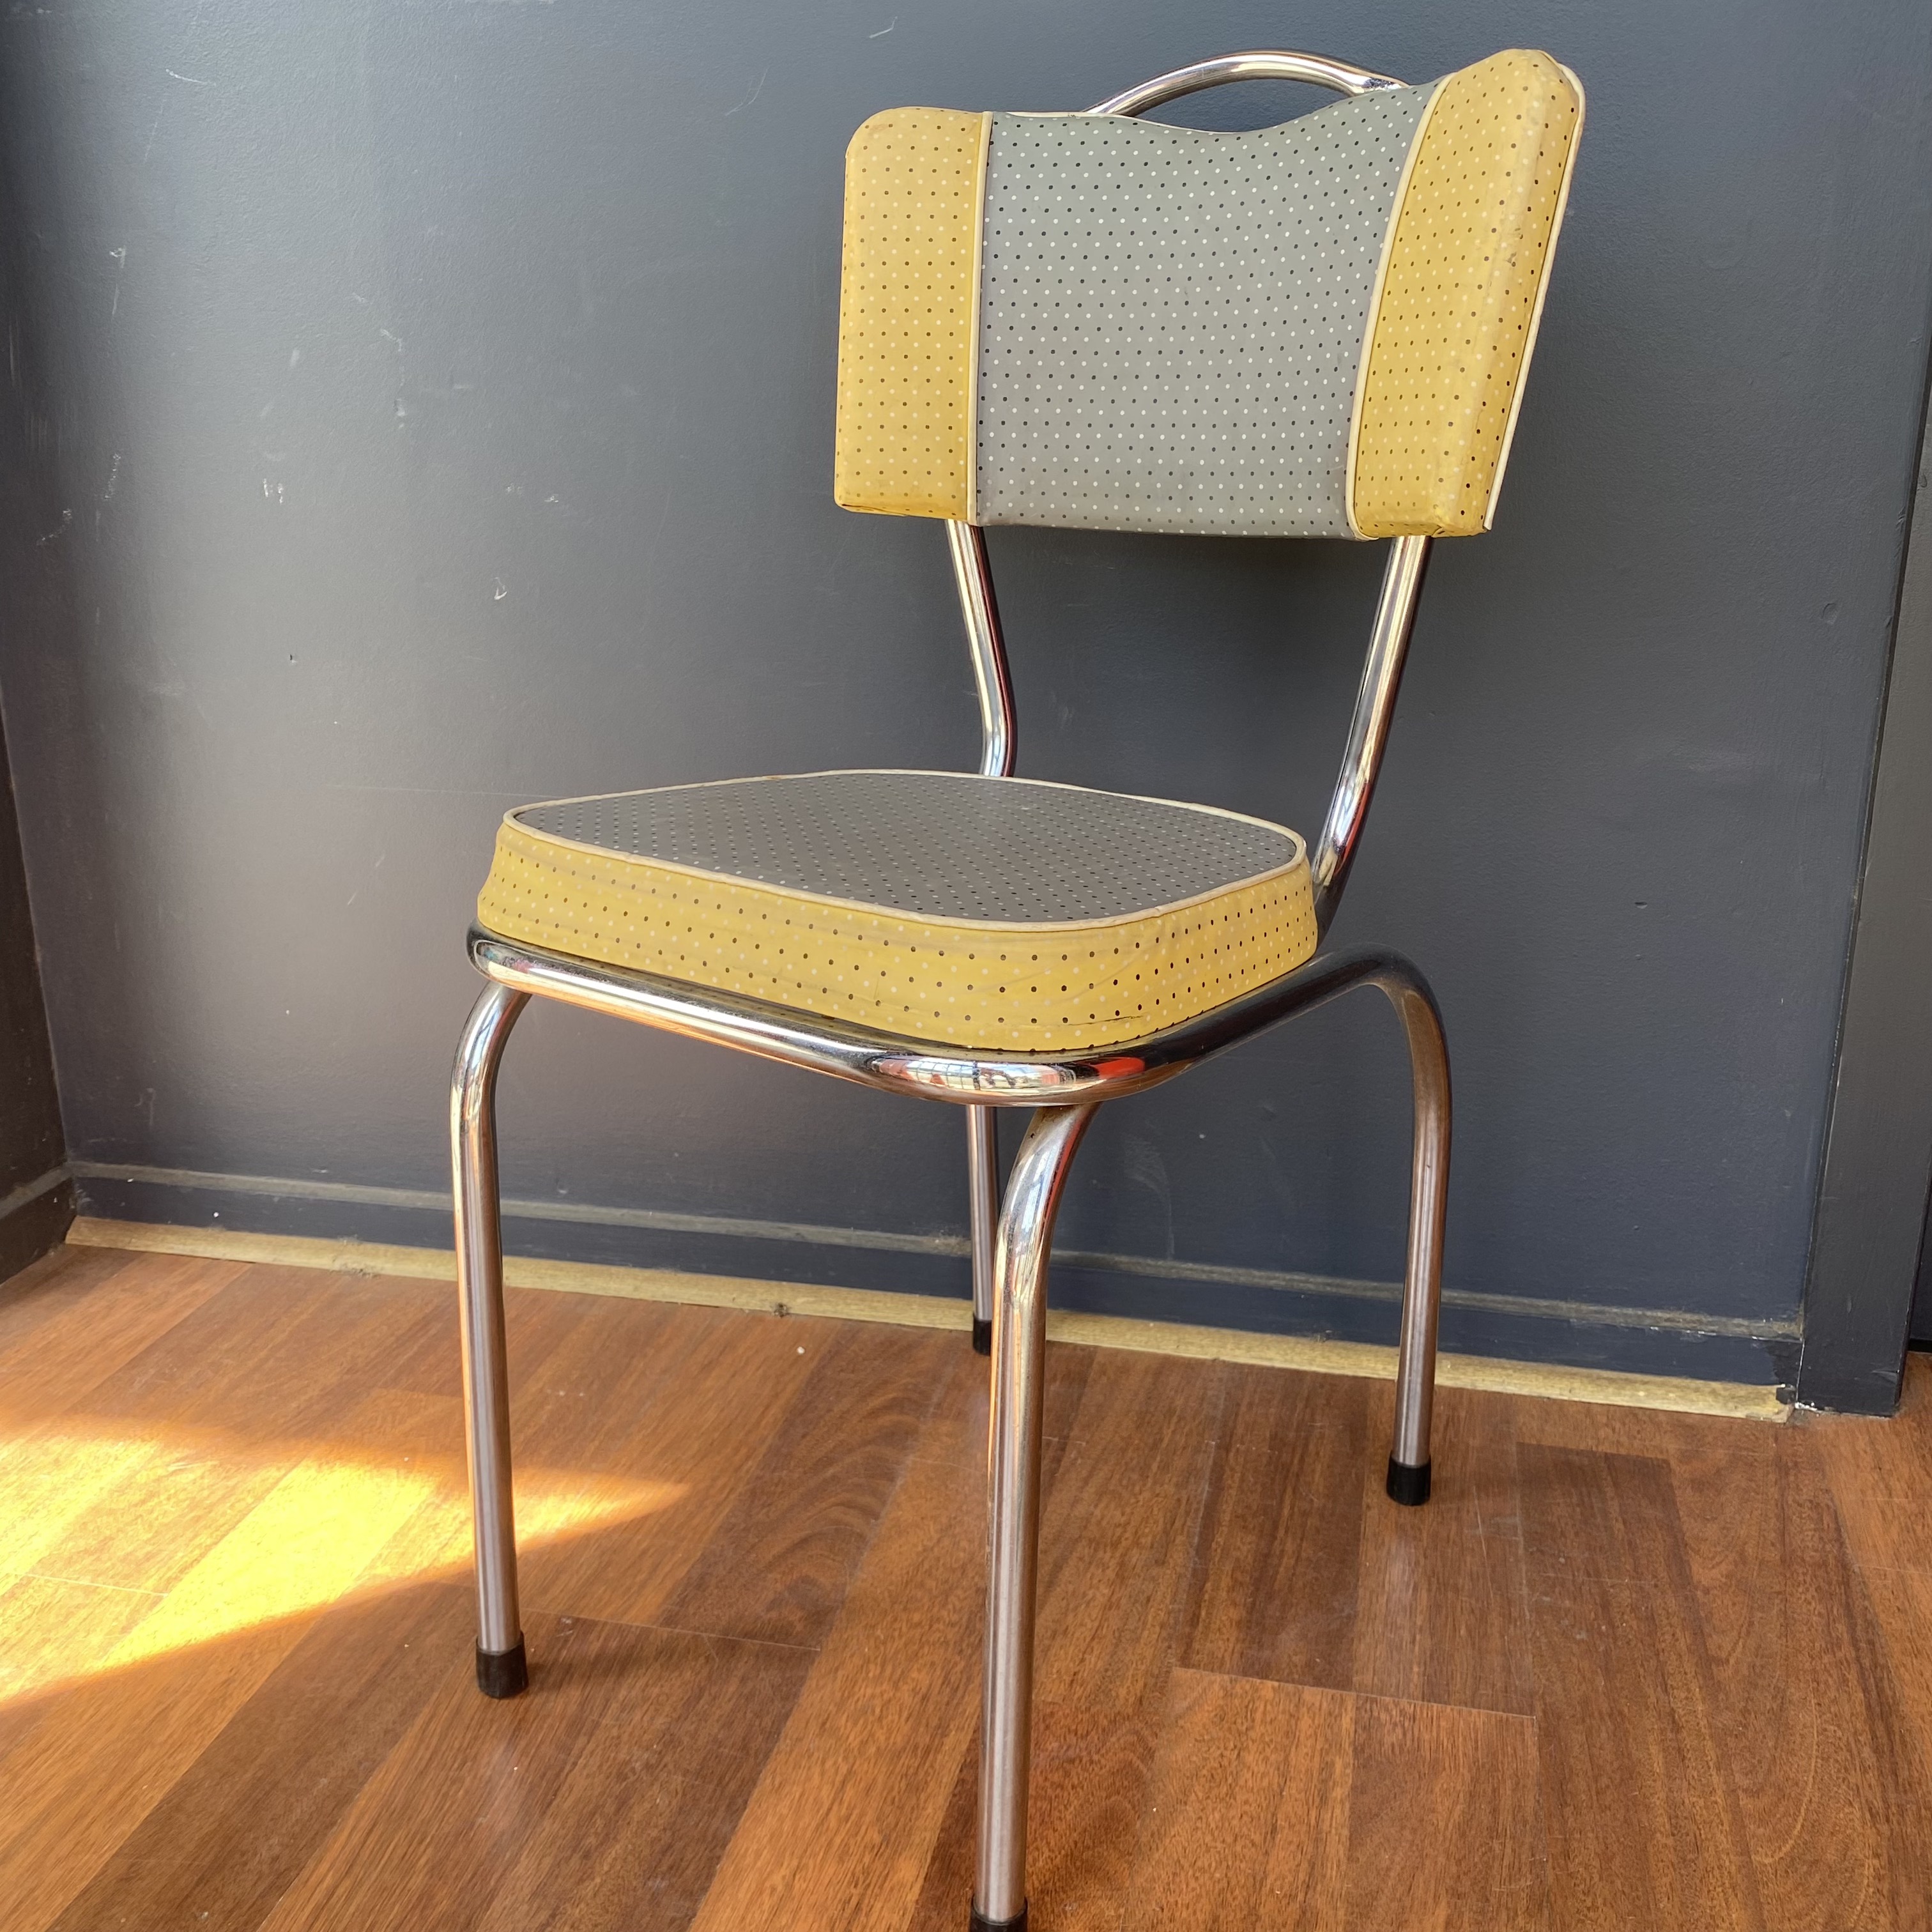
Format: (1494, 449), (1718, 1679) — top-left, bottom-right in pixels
(452, 977), (531, 1695)
(947, 521), (1018, 1346)
(450, 48), (1450, 1932)
(948, 521), (1017, 783)
(456, 924), (1450, 1676)
(1085, 48), (1404, 116)
(975, 1105), (1097, 1927)
(471, 926), (1434, 1112)
(1311, 534), (1432, 933)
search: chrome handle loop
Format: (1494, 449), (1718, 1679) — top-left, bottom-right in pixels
(1086, 49), (1404, 118)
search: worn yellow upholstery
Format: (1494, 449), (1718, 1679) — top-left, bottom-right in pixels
(832, 108), (989, 520)
(477, 772), (1317, 1054)
(1350, 51), (1584, 536)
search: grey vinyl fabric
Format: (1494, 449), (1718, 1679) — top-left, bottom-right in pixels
(973, 84), (1435, 538)
(515, 772), (1300, 921)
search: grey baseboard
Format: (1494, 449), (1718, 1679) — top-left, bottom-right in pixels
(69, 1161), (1798, 1392)
(0, 1165), (75, 1284)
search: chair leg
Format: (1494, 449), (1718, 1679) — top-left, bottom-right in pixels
(1381, 974), (1451, 1506)
(452, 979), (532, 1696)
(972, 1102), (1097, 1932)
(967, 1104), (1000, 1355)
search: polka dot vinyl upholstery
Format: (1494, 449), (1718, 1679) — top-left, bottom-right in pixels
(832, 107), (988, 521)
(1351, 51), (1584, 536)
(974, 88), (1432, 537)
(477, 772), (1319, 1053)
(829, 50), (1583, 539)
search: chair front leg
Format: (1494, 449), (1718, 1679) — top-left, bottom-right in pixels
(967, 1105), (1000, 1355)
(1381, 971), (1450, 1505)
(452, 978), (531, 1696)
(973, 1102), (1098, 1932)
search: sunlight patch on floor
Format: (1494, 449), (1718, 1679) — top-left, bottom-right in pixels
(0, 1416), (684, 1704)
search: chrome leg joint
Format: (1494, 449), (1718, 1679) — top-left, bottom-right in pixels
(973, 1103), (1097, 1931)
(452, 978), (531, 1695)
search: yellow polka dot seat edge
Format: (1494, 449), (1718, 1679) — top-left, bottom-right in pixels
(477, 770), (1319, 1054)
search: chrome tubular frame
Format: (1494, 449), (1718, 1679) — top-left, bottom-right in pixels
(454, 929), (1450, 1655)
(473, 927), (1433, 1116)
(947, 520), (1016, 781)
(1384, 973), (1450, 1480)
(452, 977), (531, 1697)
(454, 54), (1449, 1932)
(965, 1107), (1001, 1349)
(947, 520), (1018, 1349)
(1085, 49), (1404, 116)
(1310, 534), (1433, 933)
(975, 1103), (1097, 1928)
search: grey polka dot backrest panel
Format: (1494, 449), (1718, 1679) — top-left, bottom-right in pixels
(974, 85), (1436, 539)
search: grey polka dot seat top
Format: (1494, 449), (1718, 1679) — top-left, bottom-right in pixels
(514, 771), (1300, 922)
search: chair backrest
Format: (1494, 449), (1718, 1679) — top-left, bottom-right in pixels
(834, 49), (1583, 540)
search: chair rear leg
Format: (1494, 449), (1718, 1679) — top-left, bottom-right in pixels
(967, 1104), (1000, 1355)
(452, 979), (531, 1695)
(1381, 973), (1450, 1506)
(973, 1102), (1097, 1932)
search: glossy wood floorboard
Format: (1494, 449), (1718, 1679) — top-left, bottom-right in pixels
(1, 1245), (1927, 1931)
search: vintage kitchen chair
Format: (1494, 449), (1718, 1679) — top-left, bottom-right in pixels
(452, 45), (1582, 1930)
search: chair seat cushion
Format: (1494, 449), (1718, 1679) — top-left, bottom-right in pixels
(476, 770), (1317, 1053)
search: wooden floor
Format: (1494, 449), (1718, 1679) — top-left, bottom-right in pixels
(1, 1245), (1928, 1931)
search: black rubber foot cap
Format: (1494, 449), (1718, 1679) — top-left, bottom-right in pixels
(970, 1906), (1026, 1932)
(476, 1638), (529, 1698)
(1386, 1457), (1432, 1507)
(972, 1316), (993, 1356)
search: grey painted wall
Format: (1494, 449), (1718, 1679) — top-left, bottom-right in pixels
(2, 1), (1929, 1386)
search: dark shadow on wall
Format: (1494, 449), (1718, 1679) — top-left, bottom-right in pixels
(0, 160), (77, 1278)
(0, 719), (67, 1278)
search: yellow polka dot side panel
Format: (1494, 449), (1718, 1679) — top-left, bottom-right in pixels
(477, 818), (1317, 1054)
(833, 108), (988, 520)
(1352, 51), (1583, 537)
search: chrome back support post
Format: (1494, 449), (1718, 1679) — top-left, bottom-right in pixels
(1310, 534), (1434, 933)
(947, 520), (1019, 1351)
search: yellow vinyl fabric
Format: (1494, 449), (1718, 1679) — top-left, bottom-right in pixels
(833, 107), (989, 520)
(476, 777), (1318, 1055)
(1349, 50), (1584, 537)
(832, 52), (1580, 539)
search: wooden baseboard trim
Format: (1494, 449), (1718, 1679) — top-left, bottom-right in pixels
(66, 1216), (1790, 1422)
